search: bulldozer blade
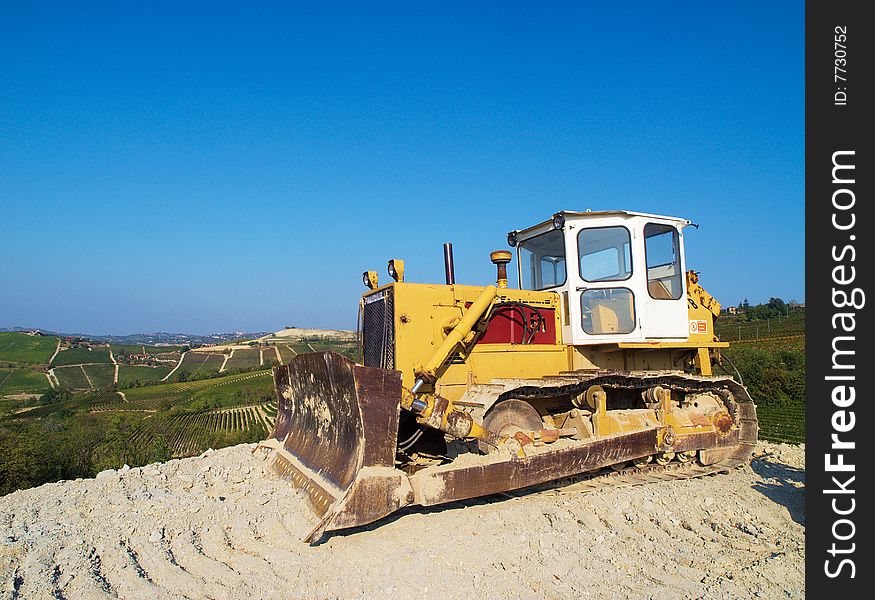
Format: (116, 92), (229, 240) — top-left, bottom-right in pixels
(255, 352), (413, 543)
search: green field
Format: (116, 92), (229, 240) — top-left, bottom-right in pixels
(756, 402), (804, 445)
(111, 344), (187, 355)
(261, 347), (279, 367)
(82, 364), (115, 389)
(118, 365), (172, 385)
(276, 344), (296, 363)
(0, 369), (52, 396)
(119, 369), (274, 411)
(0, 333), (58, 364)
(176, 352), (225, 377)
(109, 343), (145, 355)
(127, 402), (274, 458)
(721, 333), (804, 445)
(51, 347), (113, 366)
(730, 335), (804, 352)
(284, 339), (359, 362)
(225, 348), (261, 370)
(53, 366), (92, 390)
(147, 345), (186, 354)
(715, 311), (804, 342)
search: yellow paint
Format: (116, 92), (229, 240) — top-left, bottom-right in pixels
(687, 270), (721, 317)
(385, 282), (568, 401)
(416, 285), (498, 382)
(694, 347), (713, 376)
(368, 269), (728, 403)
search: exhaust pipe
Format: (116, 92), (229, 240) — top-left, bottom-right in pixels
(443, 242), (455, 285)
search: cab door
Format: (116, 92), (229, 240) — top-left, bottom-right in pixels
(639, 222), (689, 339)
(575, 224), (642, 342)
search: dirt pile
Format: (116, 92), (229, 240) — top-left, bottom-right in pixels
(1, 442), (804, 599)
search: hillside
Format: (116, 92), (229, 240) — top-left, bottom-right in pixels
(715, 310), (805, 445)
(259, 327), (355, 342)
(0, 331), (58, 364)
(1, 327), (357, 497)
(0, 327), (357, 397)
(0, 327), (273, 347)
(0, 441), (803, 599)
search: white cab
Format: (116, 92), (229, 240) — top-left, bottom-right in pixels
(510, 210), (692, 346)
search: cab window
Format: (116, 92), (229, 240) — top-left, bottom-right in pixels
(518, 229), (566, 290)
(644, 223), (682, 300)
(581, 288), (636, 334)
(578, 226), (632, 282)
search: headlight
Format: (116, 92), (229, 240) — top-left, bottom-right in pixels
(552, 214), (565, 229)
(387, 259), (405, 282)
(363, 271), (378, 289)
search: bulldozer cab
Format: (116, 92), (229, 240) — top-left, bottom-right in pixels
(510, 210), (693, 344)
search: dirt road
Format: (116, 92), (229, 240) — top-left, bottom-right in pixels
(0, 442), (804, 599)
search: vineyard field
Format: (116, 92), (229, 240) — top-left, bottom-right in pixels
(0, 333), (58, 364)
(115, 370), (274, 411)
(110, 344), (146, 355)
(224, 348), (260, 370)
(757, 402), (804, 445)
(715, 312), (804, 342)
(51, 347), (113, 366)
(260, 347), (279, 367)
(111, 344), (187, 355)
(127, 402), (276, 458)
(728, 335), (804, 352)
(0, 369), (51, 396)
(118, 365), (173, 386)
(82, 364), (116, 389)
(176, 352), (225, 376)
(276, 344), (296, 363)
(53, 366), (92, 390)
(145, 344), (186, 354)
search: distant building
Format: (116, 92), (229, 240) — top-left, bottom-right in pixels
(722, 306), (738, 315)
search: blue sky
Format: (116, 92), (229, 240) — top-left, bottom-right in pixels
(1, 2), (803, 335)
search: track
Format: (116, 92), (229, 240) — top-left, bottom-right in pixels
(495, 372), (759, 498)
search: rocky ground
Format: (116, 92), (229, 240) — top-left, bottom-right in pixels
(1, 442), (804, 599)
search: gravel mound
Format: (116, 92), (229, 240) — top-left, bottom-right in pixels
(0, 442), (804, 599)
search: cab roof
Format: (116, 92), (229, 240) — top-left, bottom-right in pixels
(509, 210), (693, 240)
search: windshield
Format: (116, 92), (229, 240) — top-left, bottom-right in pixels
(518, 229), (567, 290)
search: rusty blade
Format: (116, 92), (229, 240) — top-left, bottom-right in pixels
(255, 352), (412, 541)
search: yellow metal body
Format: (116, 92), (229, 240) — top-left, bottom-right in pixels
(373, 282), (566, 401)
(363, 270), (726, 404)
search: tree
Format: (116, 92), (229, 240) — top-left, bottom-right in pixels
(767, 297), (787, 313)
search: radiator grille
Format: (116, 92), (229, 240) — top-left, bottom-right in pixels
(362, 289), (395, 369)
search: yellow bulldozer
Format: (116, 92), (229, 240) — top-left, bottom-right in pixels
(256, 210), (758, 542)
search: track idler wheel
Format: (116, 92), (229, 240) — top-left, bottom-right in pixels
(478, 399), (544, 454)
